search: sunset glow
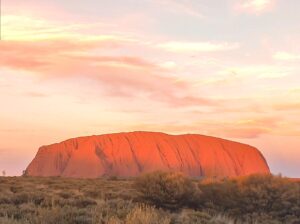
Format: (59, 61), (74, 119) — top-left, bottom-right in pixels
(0, 0), (299, 177)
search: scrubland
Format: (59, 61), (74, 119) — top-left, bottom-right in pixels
(0, 173), (299, 224)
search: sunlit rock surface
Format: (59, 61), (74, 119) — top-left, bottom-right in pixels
(26, 131), (270, 178)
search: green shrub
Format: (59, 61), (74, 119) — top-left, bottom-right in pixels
(198, 174), (300, 223)
(134, 171), (201, 209)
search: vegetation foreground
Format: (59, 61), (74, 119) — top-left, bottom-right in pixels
(0, 172), (299, 224)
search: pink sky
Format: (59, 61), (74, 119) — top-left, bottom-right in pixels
(0, 0), (299, 177)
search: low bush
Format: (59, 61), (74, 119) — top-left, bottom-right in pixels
(134, 171), (201, 209)
(198, 174), (300, 223)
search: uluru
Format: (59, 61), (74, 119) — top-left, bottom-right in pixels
(25, 131), (270, 178)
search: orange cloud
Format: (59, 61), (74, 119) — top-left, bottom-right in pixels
(70, 55), (160, 70)
(202, 117), (280, 138)
(0, 37), (218, 108)
(127, 116), (283, 139)
(273, 103), (300, 111)
(25, 92), (48, 98)
(0, 38), (127, 71)
(215, 127), (269, 138)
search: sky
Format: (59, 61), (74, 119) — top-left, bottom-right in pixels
(0, 0), (299, 177)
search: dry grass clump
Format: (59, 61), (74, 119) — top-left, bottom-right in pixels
(124, 205), (171, 224)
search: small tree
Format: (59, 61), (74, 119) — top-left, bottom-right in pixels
(22, 170), (28, 177)
(2, 170), (6, 177)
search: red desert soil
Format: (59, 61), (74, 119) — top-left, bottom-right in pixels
(26, 131), (270, 178)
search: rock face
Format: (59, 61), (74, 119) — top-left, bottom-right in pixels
(26, 131), (270, 178)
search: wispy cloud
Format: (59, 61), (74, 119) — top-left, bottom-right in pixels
(158, 41), (240, 53)
(127, 116), (282, 139)
(273, 102), (300, 111)
(235, 0), (275, 14)
(2, 15), (125, 42)
(153, 0), (204, 18)
(218, 65), (292, 80)
(203, 117), (281, 138)
(25, 92), (49, 98)
(274, 52), (300, 61)
(0, 15), (220, 109)
(0, 38), (154, 74)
